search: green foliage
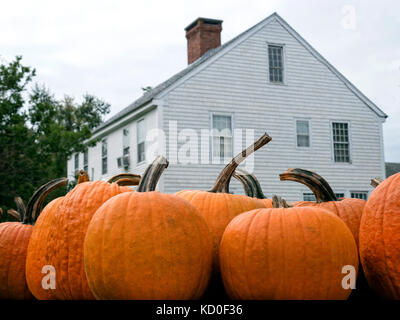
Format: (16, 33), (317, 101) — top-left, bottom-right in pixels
(0, 56), (110, 218)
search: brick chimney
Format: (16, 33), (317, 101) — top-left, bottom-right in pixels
(185, 17), (223, 64)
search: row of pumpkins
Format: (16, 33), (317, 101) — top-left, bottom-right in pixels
(0, 132), (399, 300)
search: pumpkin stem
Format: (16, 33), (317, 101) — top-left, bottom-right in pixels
(137, 156), (169, 192)
(14, 197), (26, 222)
(279, 168), (337, 203)
(371, 178), (382, 188)
(209, 133), (272, 193)
(107, 173), (141, 186)
(272, 195), (291, 208)
(7, 209), (21, 221)
(23, 178), (68, 225)
(77, 170), (90, 183)
(233, 168), (267, 199)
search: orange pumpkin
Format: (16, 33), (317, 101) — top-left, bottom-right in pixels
(359, 172), (400, 299)
(84, 156), (214, 299)
(25, 171), (139, 300)
(233, 168), (273, 208)
(0, 178), (67, 299)
(176, 133), (271, 266)
(280, 168), (366, 246)
(220, 196), (359, 300)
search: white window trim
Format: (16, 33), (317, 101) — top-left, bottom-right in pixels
(101, 138), (108, 175)
(123, 127), (130, 155)
(266, 42), (287, 85)
(302, 192), (316, 202)
(74, 153), (79, 173)
(83, 149), (88, 172)
(294, 118), (312, 149)
(350, 191), (369, 200)
(209, 112), (235, 164)
(136, 118), (146, 165)
(334, 190), (347, 199)
(329, 120), (353, 165)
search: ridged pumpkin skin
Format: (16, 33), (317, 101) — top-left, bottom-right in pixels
(220, 207), (359, 300)
(294, 198), (366, 246)
(26, 197), (63, 300)
(359, 173), (400, 299)
(175, 190), (265, 259)
(0, 222), (33, 299)
(84, 191), (214, 300)
(259, 198), (273, 208)
(28, 180), (132, 300)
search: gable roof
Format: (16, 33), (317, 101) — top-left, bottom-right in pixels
(94, 12), (387, 134)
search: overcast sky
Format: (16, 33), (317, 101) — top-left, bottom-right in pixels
(1, 0), (399, 161)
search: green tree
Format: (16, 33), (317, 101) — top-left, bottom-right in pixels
(0, 56), (110, 220)
(0, 56), (37, 216)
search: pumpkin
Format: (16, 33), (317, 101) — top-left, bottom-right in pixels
(359, 172), (400, 299)
(25, 171), (140, 300)
(219, 195), (359, 300)
(279, 168), (366, 246)
(84, 156), (214, 299)
(0, 178), (67, 299)
(176, 133), (271, 266)
(233, 168), (273, 208)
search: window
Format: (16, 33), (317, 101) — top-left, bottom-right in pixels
(123, 128), (130, 156)
(335, 193), (345, 200)
(351, 192), (368, 200)
(102, 139), (107, 175)
(303, 193), (316, 201)
(212, 114), (233, 161)
(296, 120), (310, 147)
(268, 45), (284, 83)
(83, 149), (88, 173)
(332, 122), (350, 163)
(137, 120), (145, 163)
(74, 153), (79, 174)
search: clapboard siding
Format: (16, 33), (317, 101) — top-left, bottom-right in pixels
(161, 18), (384, 200)
(67, 108), (158, 183)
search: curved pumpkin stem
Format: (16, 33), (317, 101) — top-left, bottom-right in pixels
(14, 197), (26, 222)
(272, 195), (291, 208)
(209, 133), (272, 194)
(137, 156), (169, 192)
(7, 209), (21, 221)
(371, 178), (382, 188)
(233, 168), (267, 199)
(279, 168), (337, 203)
(77, 170), (90, 184)
(107, 173), (141, 186)
(23, 178), (68, 225)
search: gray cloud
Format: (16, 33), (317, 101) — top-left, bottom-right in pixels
(1, 0), (398, 160)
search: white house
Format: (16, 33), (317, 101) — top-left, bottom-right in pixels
(67, 13), (387, 202)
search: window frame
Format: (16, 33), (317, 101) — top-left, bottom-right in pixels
(334, 191), (346, 200)
(74, 153), (79, 174)
(210, 112), (234, 164)
(123, 128), (130, 157)
(137, 119), (146, 164)
(303, 192), (316, 202)
(266, 42), (286, 85)
(101, 139), (108, 175)
(83, 149), (88, 173)
(350, 191), (369, 200)
(294, 118), (311, 149)
(330, 120), (352, 164)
